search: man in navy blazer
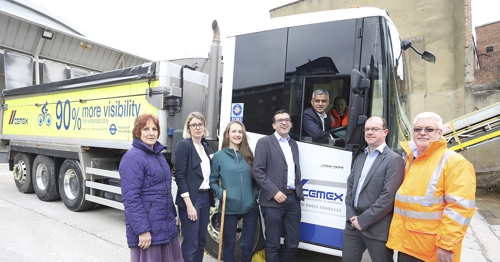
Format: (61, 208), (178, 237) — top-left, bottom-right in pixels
(342, 116), (404, 261)
(253, 109), (304, 262)
(303, 89), (333, 141)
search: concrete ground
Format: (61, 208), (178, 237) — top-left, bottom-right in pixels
(462, 189), (500, 262)
(475, 189), (500, 227)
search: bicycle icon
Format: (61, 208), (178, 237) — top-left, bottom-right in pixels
(38, 102), (51, 126)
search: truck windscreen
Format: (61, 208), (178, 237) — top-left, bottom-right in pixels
(232, 19), (358, 140)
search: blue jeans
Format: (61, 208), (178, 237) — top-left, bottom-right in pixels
(261, 194), (301, 262)
(222, 209), (259, 262)
(179, 191), (211, 262)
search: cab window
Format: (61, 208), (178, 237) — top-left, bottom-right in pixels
(284, 76), (350, 148)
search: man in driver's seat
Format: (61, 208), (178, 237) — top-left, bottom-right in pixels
(303, 89), (334, 144)
(328, 96), (349, 128)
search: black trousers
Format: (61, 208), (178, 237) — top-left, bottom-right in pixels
(397, 252), (425, 262)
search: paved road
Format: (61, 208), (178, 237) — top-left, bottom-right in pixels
(0, 163), (340, 262)
(0, 164), (129, 261)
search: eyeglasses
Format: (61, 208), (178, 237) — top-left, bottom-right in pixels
(365, 127), (384, 132)
(314, 99), (328, 103)
(413, 128), (438, 134)
(275, 118), (292, 124)
(189, 123), (205, 129)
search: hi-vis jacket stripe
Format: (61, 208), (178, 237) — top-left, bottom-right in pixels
(394, 150), (475, 226)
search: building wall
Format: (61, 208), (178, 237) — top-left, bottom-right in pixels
(469, 21), (500, 111)
(464, 20), (500, 174)
(475, 21), (500, 85)
(464, 0), (475, 107)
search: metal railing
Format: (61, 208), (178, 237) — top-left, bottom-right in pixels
(443, 102), (500, 151)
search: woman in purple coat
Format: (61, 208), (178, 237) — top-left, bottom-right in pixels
(119, 114), (183, 262)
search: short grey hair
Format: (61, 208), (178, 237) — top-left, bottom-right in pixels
(413, 112), (443, 129)
(311, 89), (329, 100)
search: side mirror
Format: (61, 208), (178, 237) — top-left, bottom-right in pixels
(401, 40), (436, 64)
(422, 51), (436, 63)
(351, 65), (371, 95)
(346, 65), (371, 146)
(357, 115), (367, 125)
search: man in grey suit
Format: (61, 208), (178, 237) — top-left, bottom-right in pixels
(253, 109), (304, 262)
(343, 116), (404, 262)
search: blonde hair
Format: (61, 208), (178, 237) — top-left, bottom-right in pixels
(221, 121), (254, 170)
(182, 112), (209, 139)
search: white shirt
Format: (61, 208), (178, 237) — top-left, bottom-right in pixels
(354, 143), (386, 209)
(180, 143), (211, 198)
(274, 132), (296, 190)
(315, 111), (328, 131)
(412, 148), (420, 159)
(197, 144), (211, 190)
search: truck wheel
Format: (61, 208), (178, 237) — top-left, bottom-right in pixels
(32, 155), (60, 201)
(13, 153), (34, 193)
(59, 159), (93, 211)
(205, 207), (265, 261)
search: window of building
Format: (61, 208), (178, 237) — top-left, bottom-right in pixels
(486, 46), (494, 53)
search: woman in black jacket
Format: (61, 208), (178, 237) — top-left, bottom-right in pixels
(174, 112), (214, 262)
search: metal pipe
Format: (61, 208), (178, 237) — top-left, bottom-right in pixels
(212, 20), (220, 44)
(34, 35), (45, 85)
(205, 20), (222, 142)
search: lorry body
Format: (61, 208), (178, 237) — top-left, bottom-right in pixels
(1, 59), (221, 210)
(2, 7), (425, 258)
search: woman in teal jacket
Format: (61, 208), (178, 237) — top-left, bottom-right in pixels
(210, 120), (259, 262)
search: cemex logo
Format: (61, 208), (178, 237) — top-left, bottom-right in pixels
(301, 179), (344, 202)
(9, 110), (28, 125)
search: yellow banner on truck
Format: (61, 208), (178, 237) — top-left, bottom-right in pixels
(3, 81), (157, 141)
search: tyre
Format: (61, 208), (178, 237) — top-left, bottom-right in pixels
(38, 114), (43, 126)
(32, 155), (60, 201)
(205, 206), (265, 261)
(46, 113), (51, 126)
(58, 159), (93, 211)
(13, 153), (34, 193)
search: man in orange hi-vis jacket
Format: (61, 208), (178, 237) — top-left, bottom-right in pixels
(386, 112), (476, 262)
(327, 96), (348, 128)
